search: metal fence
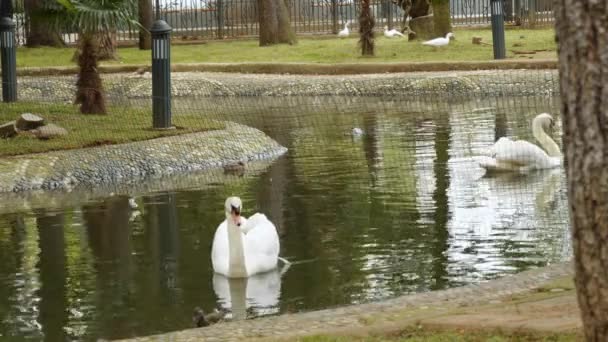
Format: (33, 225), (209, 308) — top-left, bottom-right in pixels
(12, 0), (554, 46)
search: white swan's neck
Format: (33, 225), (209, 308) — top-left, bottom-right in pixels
(532, 119), (561, 157)
(227, 219), (247, 278)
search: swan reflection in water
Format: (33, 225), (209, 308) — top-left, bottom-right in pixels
(212, 265), (288, 320)
(448, 165), (570, 280)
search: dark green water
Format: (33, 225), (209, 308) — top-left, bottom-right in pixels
(0, 96), (571, 341)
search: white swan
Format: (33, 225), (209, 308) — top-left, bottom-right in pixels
(338, 22), (350, 37)
(422, 32), (454, 47)
(211, 197), (280, 278)
(384, 26), (404, 38)
(476, 113), (562, 173)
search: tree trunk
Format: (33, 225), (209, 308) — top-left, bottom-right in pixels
(431, 0), (451, 37)
(554, 0), (608, 340)
(358, 0), (374, 56)
(258, 0), (296, 46)
(24, 0), (64, 47)
(138, 0), (153, 50)
(76, 35), (106, 114)
(96, 30), (118, 61)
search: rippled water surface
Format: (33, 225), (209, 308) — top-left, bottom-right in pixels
(0, 96), (571, 341)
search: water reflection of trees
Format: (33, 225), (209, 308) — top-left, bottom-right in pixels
(36, 210), (68, 341)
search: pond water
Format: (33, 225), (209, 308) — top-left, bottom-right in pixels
(0, 95), (571, 341)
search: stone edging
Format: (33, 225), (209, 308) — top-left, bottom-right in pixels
(16, 59), (558, 77)
(17, 69), (560, 103)
(0, 122), (286, 194)
(114, 261), (573, 342)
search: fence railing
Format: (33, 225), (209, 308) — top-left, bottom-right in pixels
(12, 0), (554, 46)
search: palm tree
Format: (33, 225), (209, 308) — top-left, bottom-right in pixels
(55, 0), (137, 114)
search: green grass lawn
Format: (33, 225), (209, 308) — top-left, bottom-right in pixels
(0, 102), (224, 157)
(17, 28), (556, 68)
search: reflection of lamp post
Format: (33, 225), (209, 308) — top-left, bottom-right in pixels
(151, 0), (173, 129)
(490, 0), (506, 59)
(0, 0), (17, 103)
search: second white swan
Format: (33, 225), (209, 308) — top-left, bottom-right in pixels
(211, 197), (281, 278)
(476, 113), (562, 173)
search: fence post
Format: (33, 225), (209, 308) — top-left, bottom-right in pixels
(151, 19), (173, 129)
(0, 16), (17, 103)
(217, 0), (225, 38)
(490, 0), (506, 59)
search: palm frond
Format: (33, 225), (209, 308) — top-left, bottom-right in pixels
(55, 0), (140, 35)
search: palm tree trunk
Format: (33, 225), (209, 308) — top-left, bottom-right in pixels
(75, 35), (106, 114)
(138, 0), (153, 50)
(96, 31), (118, 61)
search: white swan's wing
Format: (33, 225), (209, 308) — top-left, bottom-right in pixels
(422, 38), (440, 45)
(492, 138), (550, 168)
(211, 220), (229, 276)
(243, 213), (280, 275)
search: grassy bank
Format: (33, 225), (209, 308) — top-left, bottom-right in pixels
(17, 28), (556, 68)
(0, 102), (224, 157)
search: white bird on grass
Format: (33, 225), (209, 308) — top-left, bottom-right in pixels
(384, 26), (404, 38)
(352, 127), (364, 136)
(338, 22), (350, 37)
(475, 113), (562, 173)
(422, 32), (454, 48)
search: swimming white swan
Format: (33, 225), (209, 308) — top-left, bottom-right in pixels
(338, 22), (350, 37)
(476, 113), (562, 173)
(211, 197), (281, 278)
(384, 26), (404, 38)
(422, 32), (454, 47)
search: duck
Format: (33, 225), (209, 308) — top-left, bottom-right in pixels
(384, 26), (404, 38)
(338, 22), (350, 37)
(475, 113), (562, 173)
(422, 32), (455, 48)
(211, 197), (283, 277)
(223, 160), (246, 176)
(193, 306), (228, 327)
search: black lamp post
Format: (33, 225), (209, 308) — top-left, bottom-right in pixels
(0, 0), (17, 102)
(490, 0), (506, 59)
(151, 0), (173, 129)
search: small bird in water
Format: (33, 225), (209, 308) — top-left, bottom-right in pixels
(223, 160), (246, 176)
(193, 307), (227, 327)
(352, 127), (364, 136)
(128, 197), (138, 210)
